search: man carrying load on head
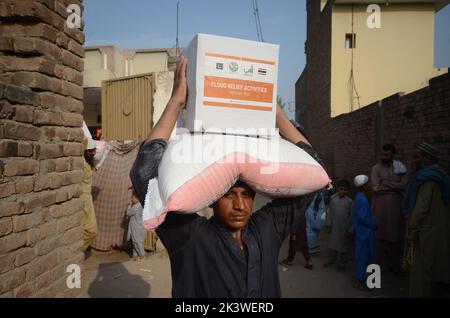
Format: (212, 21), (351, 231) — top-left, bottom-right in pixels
(130, 57), (326, 298)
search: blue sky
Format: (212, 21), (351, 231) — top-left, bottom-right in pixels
(84, 0), (450, 118)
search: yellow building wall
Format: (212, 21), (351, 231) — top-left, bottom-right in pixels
(331, 3), (446, 117)
(83, 49), (115, 88)
(131, 52), (168, 75)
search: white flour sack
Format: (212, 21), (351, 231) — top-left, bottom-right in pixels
(143, 133), (330, 231)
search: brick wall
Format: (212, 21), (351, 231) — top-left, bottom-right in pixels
(304, 0), (334, 171)
(325, 72), (450, 183)
(0, 0), (85, 297)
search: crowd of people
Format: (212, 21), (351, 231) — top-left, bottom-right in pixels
(280, 142), (450, 297)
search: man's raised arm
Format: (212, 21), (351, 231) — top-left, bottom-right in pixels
(130, 58), (188, 205)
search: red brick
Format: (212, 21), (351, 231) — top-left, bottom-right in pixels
(55, 184), (82, 203)
(68, 39), (85, 58)
(62, 227), (82, 245)
(0, 182), (15, 198)
(27, 251), (58, 279)
(43, 126), (84, 142)
(13, 105), (34, 124)
(54, 64), (83, 85)
(70, 157), (84, 170)
(63, 142), (83, 156)
(34, 173), (63, 191)
(36, 271), (53, 290)
(3, 84), (40, 107)
(0, 56), (55, 77)
(0, 200), (23, 217)
(38, 92), (67, 111)
(0, 140), (18, 158)
(18, 142), (33, 157)
(15, 176), (34, 194)
(14, 247), (36, 267)
(13, 213), (40, 232)
(10, 36), (61, 58)
(0, 253), (15, 274)
(34, 143), (63, 159)
(0, 268), (26, 294)
(38, 220), (57, 240)
(39, 159), (56, 173)
(0, 217), (13, 236)
(61, 49), (84, 72)
(0, 232), (27, 253)
(34, 110), (62, 126)
(61, 112), (83, 127)
(0, 23), (58, 43)
(26, 228), (40, 247)
(58, 198), (84, 217)
(13, 282), (35, 298)
(55, 157), (70, 172)
(36, 236), (60, 256)
(3, 159), (39, 176)
(9, 72), (67, 98)
(67, 97), (84, 114)
(21, 191), (57, 213)
(4, 122), (41, 141)
(62, 170), (83, 186)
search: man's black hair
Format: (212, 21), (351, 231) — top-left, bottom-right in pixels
(382, 143), (396, 154)
(336, 179), (350, 189)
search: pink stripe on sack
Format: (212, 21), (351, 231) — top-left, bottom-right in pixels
(145, 152), (330, 231)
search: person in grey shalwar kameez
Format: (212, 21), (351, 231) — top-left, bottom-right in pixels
(127, 189), (146, 260)
(324, 180), (354, 270)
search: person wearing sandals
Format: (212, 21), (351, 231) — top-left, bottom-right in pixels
(324, 179), (354, 271)
(127, 187), (146, 261)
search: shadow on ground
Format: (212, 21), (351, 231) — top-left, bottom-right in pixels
(87, 262), (151, 298)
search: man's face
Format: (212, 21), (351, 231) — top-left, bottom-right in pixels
(337, 186), (348, 198)
(413, 149), (430, 171)
(381, 150), (393, 165)
(213, 184), (255, 232)
(84, 149), (96, 163)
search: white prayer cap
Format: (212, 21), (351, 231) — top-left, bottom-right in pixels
(354, 175), (369, 188)
(82, 121), (93, 140)
(86, 138), (97, 150)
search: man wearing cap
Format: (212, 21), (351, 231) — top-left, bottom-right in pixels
(403, 143), (450, 297)
(82, 137), (98, 258)
(353, 175), (377, 290)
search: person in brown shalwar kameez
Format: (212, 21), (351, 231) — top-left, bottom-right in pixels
(371, 144), (408, 273)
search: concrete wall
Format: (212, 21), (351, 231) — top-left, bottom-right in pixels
(83, 47), (123, 88)
(331, 3), (447, 117)
(131, 51), (169, 75)
(0, 0), (86, 297)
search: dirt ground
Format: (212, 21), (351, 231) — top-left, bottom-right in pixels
(80, 231), (408, 298)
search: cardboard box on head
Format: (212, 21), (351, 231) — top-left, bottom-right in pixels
(181, 33), (279, 136)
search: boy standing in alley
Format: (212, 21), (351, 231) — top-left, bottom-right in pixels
(127, 187), (146, 261)
(324, 180), (353, 271)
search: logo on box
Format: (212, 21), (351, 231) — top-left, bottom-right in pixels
(229, 62), (239, 73)
(216, 63), (224, 70)
(244, 65), (254, 76)
(258, 68), (267, 75)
